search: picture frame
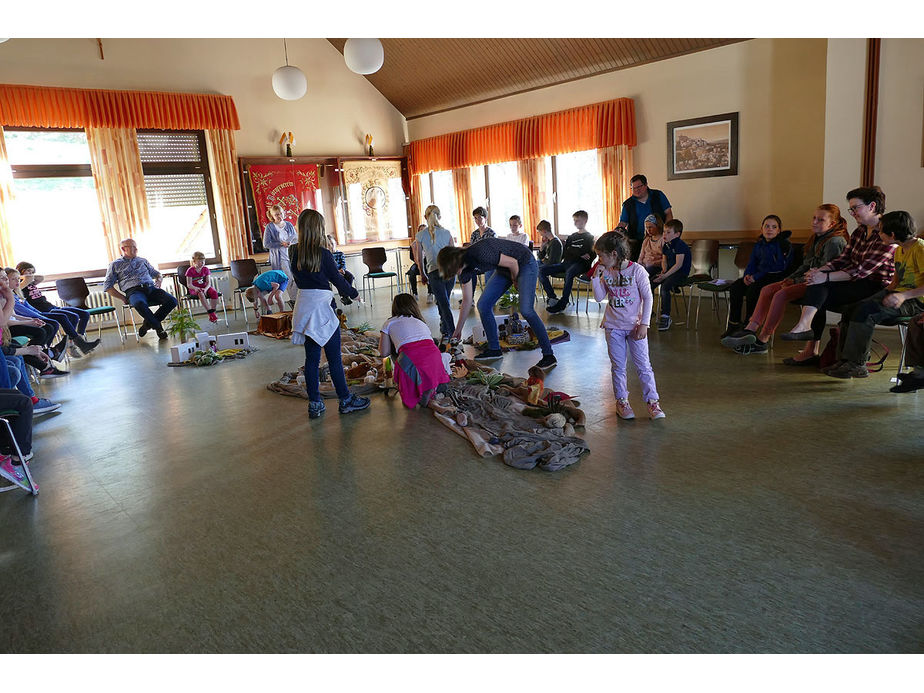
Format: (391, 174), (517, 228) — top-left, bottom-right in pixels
(667, 112), (739, 180)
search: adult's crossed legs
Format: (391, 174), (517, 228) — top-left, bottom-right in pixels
(128, 286), (178, 333)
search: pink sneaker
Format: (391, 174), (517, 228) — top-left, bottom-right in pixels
(647, 400), (666, 420)
(208, 312), (218, 323)
(614, 398), (635, 420)
(1, 456), (26, 487)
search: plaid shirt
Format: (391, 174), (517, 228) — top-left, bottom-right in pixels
(828, 224), (895, 287)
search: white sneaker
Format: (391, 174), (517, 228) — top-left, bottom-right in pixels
(615, 398), (635, 420)
(647, 400), (666, 420)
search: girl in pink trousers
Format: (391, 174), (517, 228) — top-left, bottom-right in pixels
(591, 230), (665, 420)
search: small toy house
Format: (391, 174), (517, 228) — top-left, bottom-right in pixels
(170, 341), (198, 363)
(216, 332), (250, 350)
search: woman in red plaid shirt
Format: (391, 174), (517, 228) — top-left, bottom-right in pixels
(779, 186), (896, 362)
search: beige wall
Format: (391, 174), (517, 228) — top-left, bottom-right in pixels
(408, 39), (829, 234)
(0, 38), (407, 157)
(822, 39), (866, 209)
(877, 39), (924, 226)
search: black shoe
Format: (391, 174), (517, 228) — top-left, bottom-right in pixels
(49, 337), (68, 361)
(780, 329), (815, 341)
(721, 329), (757, 348)
(782, 355), (820, 367)
(77, 337), (101, 355)
(138, 323), (150, 337)
(535, 354), (557, 370)
(156, 329), (168, 340)
(340, 296), (353, 306)
(890, 374), (924, 393)
(474, 348), (504, 361)
(39, 365), (69, 378)
(547, 300), (567, 314)
(720, 323), (741, 339)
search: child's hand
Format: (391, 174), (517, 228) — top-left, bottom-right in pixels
(631, 324), (648, 341)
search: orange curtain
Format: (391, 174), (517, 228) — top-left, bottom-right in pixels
(85, 127), (151, 262)
(597, 144), (634, 232)
(205, 129), (248, 262)
(0, 84), (240, 131)
(452, 168), (472, 244)
(518, 158), (548, 243)
(0, 129), (17, 268)
(408, 97), (636, 176)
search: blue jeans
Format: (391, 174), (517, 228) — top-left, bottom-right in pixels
(478, 260), (553, 356)
(303, 329), (350, 402)
(539, 260), (588, 304)
(426, 266), (456, 339)
(127, 285), (178, 331)
(5, 356), (35, 398)
(653, 273), (686, 317)
(43, 307), (89, 340)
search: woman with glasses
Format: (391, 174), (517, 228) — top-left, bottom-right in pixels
(778, 186), (895, 365)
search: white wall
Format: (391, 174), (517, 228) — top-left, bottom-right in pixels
(0, 38), (407, 157)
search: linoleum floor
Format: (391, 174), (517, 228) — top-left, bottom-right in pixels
(1, 291), (922, 653)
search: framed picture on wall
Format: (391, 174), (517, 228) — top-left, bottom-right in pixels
(667, 112), (739, 180)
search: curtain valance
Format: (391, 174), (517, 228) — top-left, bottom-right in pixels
(0, 84), (240, 131)
(407, 97), (636, 175)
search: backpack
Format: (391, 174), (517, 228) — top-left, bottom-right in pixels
(818, 325), (890, 371)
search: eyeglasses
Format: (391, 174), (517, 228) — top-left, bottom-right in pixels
(848, 203), (869, 215)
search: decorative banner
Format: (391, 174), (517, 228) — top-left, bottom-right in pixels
(248, 163), (319, 226)
(340, 159), (402, 242)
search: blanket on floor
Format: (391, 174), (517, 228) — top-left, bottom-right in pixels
(428, 360), (588, 472)
(266, 327), (386, 399)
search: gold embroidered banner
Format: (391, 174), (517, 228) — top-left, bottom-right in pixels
(340, 159), (403, 242)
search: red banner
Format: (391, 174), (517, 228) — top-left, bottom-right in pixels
(248, 164), (320, 226)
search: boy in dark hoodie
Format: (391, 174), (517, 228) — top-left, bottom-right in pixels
(723, 215), (792, 336)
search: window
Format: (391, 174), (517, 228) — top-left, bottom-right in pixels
(430, 170), (459, 240)
(5, 129), (110, 276)
(552, 149), (604, 236)
(485, 161), (520, 234)
(137, 130), (220, 266)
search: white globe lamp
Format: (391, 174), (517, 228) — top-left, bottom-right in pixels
(344, 38), (384, 75)
(272, 65), (307, 101)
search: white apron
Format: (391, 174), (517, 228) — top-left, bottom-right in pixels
(291, 289), (338, 346)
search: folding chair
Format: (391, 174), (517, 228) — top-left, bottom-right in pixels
(0, 411), (38, 496)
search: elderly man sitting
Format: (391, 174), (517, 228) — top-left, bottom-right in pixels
(104, 238), (177, 339)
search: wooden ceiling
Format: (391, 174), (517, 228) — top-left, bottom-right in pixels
(327, 38), (747, 120)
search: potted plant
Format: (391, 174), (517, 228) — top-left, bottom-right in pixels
(498, 286), (519, 314)
(164, 307), (200, 343)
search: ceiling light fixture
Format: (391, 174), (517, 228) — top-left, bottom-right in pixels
(343, 38), (384, 75)
(272, 38), (307, 101)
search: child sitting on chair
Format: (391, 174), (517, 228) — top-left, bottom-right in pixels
(185, 251), (220, 322)
(650, 219), (690, 332)
(379, 293), (450, 409)
(244, 269), (289, 317)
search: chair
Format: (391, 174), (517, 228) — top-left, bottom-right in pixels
(881, 316), (912, 383)
(675, 239), (720, 328)
(361, 247), (397, 307)
(175, 264), (229, 327)
(0, 410), (38, 496)
(573, 273), (602, 315)
(698, 240), (756, 327)
(230, 259), (259, 323)
(55, 277), (121, 341)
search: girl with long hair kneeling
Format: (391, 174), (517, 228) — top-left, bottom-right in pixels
(379, 293), (450, 408)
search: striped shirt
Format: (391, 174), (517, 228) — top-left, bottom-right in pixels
(828, 224), (895, 287)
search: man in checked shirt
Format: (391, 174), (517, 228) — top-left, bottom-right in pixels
(104, 239), (178, 340)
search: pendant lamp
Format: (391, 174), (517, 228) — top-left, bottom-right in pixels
(343, 38), (384, 75)
(272, 38), (307, 100)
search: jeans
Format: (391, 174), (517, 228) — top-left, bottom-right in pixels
(539, 260), (588, 305)
(652, 273), (686, 317)
(303, 329), (350, 402)
(478, 260), (553, 356)
(426, 266), (456, 339)
(4, 356), (35, 398)
(45, 307), (90, 336)
(127, 285), (178, 331)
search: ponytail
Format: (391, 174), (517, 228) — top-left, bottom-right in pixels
(424, 204), (441, 243)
